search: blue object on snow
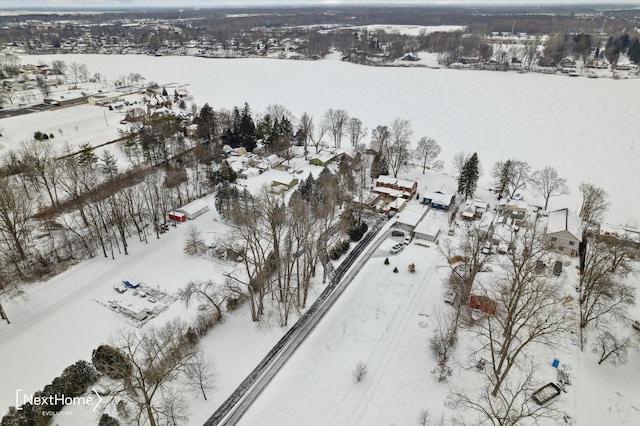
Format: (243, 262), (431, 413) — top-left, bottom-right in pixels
(552, 358), (560, 368)
(123, 280), (140, 289)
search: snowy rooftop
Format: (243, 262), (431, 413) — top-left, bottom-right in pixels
(395, 202), (429, 228)
(178, 199), (209, 215)
(547, 208), (583, 240)
(376, 175), (416, 190)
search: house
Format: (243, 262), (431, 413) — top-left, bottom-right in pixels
(271, 173), (298, 193)
(375, 176), (417, 200)
(309, 150), (339, 167)
(546, 208), (582, 257)
(503, 200), (527, 221)
(177, 199), (209, 220)
(423, 187), (456, 211)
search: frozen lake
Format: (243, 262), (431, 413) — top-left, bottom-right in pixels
(21, 54), (640, 225)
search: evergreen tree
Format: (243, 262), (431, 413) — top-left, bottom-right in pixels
(238, 102), (257, 151)
(77, 143), (98, 169)
(197, 103), (217, 142)
(370, 152), (388, 180)
(496, 159), (512, 199)
(100, 150), (118, 178)
(458, 152), (479, 200)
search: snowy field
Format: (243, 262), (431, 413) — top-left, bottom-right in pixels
(11, 53), (640, 227)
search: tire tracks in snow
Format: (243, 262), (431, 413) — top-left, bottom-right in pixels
(344, 261), (436, 426)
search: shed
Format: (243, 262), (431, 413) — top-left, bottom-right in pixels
(546, 208), (582, 256)
(414, 218), (440, 242)
(168, 211), (186, 222)
(177, 199), (209, 220)
(469, 295), (497, 316)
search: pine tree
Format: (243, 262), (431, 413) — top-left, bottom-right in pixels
(239, 102), (257, 151)
(458, 152), (479, 200)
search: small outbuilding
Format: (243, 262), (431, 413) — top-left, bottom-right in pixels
(177, 199), (209, 220)
(414, 218), (440, 242)
(168, 211), (187, 222)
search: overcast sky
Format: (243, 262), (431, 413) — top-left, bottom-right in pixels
(2, 0), (639, 9)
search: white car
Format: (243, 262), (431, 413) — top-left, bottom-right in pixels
(390, 244), (404, 254)
(114, 284), (127, 294)
(403, 235), (412, 245)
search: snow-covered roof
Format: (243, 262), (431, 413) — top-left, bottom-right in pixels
(178, 199), (209, 216)
(374, 186), (409, 199)
(423, 190), (454, 206)
(414, 217), (440, 238)
(376, 175), (416, 190)
(547, 208), (582, 241)
(272, 172), (296, 186)
(505, 200), (527, 211)
(396, 202), (428, 227)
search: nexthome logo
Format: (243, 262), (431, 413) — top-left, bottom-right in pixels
(16, 388), (103, 413)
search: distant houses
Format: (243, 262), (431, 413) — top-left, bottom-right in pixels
(546, 208), (582, 257)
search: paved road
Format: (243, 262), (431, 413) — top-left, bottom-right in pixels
(204, 218), (388, 426)
(0, 104), (52, 119)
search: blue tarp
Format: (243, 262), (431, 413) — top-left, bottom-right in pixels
(122, 280), (140, 289)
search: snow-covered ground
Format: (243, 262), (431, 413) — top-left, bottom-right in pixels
(9, 53), (640, 227)
(238, 208), (640, 425)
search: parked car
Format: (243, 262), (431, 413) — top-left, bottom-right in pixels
(553, 260), (563, 276)
(391, 230), (404, 237)
(403, 235), (412, 245)
(448, 228), (455, 236)
(390, 244), (404, 254)
(444, 288), (457, 305)
(114, 284), (127, 294)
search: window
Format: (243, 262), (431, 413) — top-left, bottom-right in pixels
(569, 241), (575, 246)
(559, 246), (564, 252)
(550, 237), (557, 242)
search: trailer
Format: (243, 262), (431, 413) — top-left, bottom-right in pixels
(531, 382), (562, 405)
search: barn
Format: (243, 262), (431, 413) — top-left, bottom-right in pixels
(177, 199), (209, 220)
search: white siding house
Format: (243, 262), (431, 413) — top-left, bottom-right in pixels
(177, 199), (210, 220)
(546, 208), (582, 256)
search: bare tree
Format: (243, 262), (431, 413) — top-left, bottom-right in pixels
(179, 279), (228, 321)
(0, 175), (33, 263)
(308, 119), (327, 155)
(345, 117), (367, 147)
(531, 166), (568, 210)
(370, 125), (390, 154)
(579, 183), (609, 229)
(491, 159), (531, 199)
(479, 227), (569, 396)
(578, 238), (635, 350)
(184, 225), (206, 255)
(451, 151), (470, 180)
(297, 112), (313, 159)
(415, 136), (441, 174)
(322, 108), (349, 148)
(386, 118), (412, 178)
(183, 351), (218, 401)
(594, 330), (637, 365)
(430, 308), (458, 363)
(35, 75), (51, 99)
(103, 319), (210, 426)
(449, 360), (563, 426)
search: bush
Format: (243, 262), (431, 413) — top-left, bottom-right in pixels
(99, 414), (120, 426)
(92, 345), (132, 379)
(393, 267), (399, 273)
(384, 257), (389, 265)
(329, 238), (351, 260)
(353, 361), (368, 383)
(348, 221), (368, 242)
(34, 131), (43, 140)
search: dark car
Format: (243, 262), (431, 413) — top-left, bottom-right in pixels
(391, 230), (404, 237)
(553, 261), (563, 276)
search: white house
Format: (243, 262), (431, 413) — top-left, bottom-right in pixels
(177, 199), (209, 220)
(546, 208), (582, 257)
